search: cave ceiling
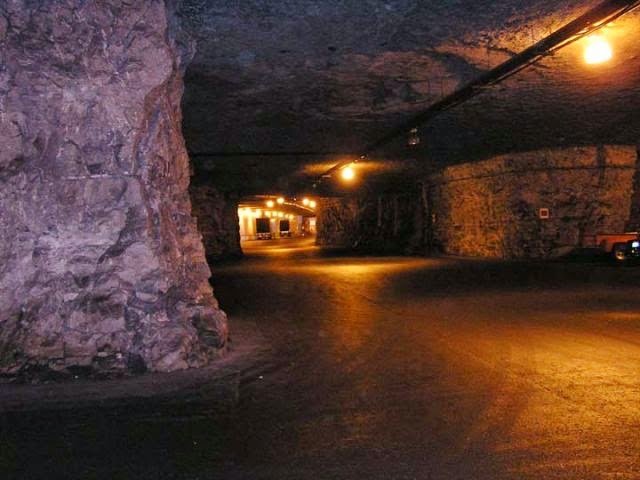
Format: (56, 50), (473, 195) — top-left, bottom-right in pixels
(178, 0), (640, 192)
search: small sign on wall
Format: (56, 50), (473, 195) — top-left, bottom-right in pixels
(538, 208), (550, 220)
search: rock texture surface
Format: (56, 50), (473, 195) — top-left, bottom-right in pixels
(316, 194), (422, 254)
(190, 184), (242, 261)
(179, 0), (617, 155)
(0, 0), (227, 378)
(177, 0), (640, 196)
(430, 146), (637, 258)
(315, 146), (638, 259)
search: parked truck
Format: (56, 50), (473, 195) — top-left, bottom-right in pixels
(591, 233), (640, 262)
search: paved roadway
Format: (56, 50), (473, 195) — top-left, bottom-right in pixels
(2, 237), (640, 479)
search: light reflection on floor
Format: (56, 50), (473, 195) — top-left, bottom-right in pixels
(3, 236), (640, 479)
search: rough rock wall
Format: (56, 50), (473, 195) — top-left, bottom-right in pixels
(625, 146), (640, 232)
(190, 184), (242, 261)
(316, 193), (422, 254)
(0, 0), (227, 378)
(430, 146), (637, 258)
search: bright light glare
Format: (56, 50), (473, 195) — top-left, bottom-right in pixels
(266, 200), (274, 208)
(309, 200), (317, 209)
(341, 166), (355, 181)
(302, 198), (310, 206)
(277, 197), (285, 204)
(584, 36), (612, 64)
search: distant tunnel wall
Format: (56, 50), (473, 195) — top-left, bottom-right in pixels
(430, 145), (637, 258)
(315, 145), (638, 259)
(316, 192), (423, 254)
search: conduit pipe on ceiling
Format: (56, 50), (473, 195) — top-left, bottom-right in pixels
(315, 0), (640, 186)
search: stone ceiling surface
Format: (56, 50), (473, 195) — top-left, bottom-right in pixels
(178, 0), (640, 189)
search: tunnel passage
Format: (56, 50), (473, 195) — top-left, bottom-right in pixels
(0, 0), (227, 378)
(314, 145), (639, 259)
(236, 197), (317, 242)
(178, 0), (640, 264)
(2, 0), (640, 379)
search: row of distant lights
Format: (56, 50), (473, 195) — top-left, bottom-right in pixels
(265, 197), (317, 209)
(240, 208), (295, 220)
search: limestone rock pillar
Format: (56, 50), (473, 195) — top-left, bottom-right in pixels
(0, 0), (227, 377)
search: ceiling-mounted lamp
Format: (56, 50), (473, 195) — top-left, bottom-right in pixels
(266, 200), (274, 208)
(407, 127), (420, 146)
(584, 34), (613, 64)
(277, 197), (285, 205)
(341, 165), (356, 181)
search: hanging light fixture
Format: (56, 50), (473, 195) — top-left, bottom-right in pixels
(407, 127), (420, 146)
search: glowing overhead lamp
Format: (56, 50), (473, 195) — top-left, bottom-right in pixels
(309, 200), (317, 209)
(302, 198), (310, 206)
(584, 35), (612, 64)
(341, 165), (355, 181)
(277, 197), (285, 205)
(266, 199), (275, 208)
